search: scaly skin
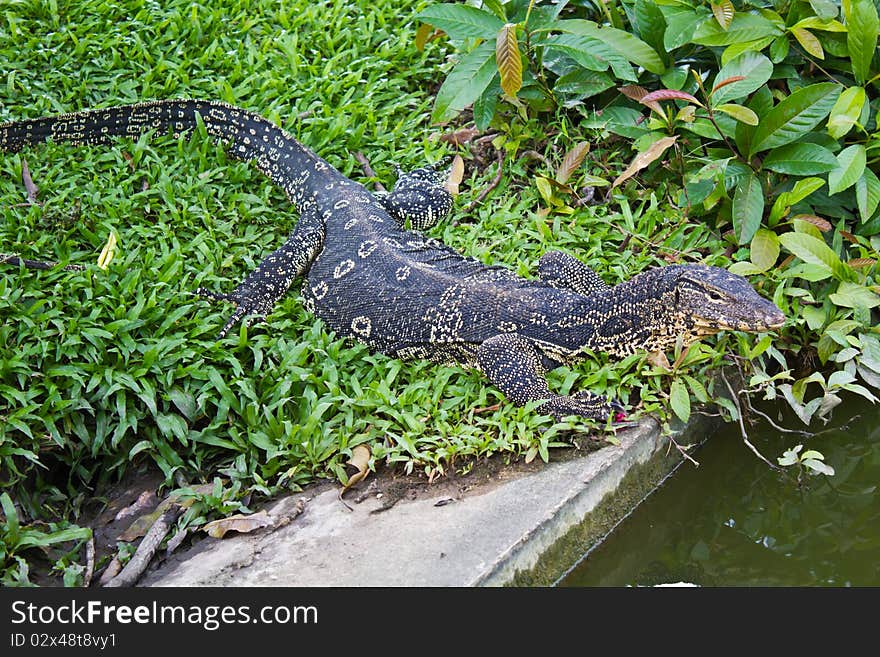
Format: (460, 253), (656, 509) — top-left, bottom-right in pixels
(0, 100), (785, 420)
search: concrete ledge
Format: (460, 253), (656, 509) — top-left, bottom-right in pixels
(142, 414), (712, 587)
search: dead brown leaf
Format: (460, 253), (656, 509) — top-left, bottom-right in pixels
(341, 444), (372, 495)
(20, 157), (39, 205)
(612, 136), (678, 189)
(439, 127), (480, 146)
(445, 155), (465, 196)
(202, 510), (274, 539)
(555, 141), (590, 185)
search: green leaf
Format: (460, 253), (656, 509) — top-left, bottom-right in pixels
(716, 103), (758, 125)
(634, 0), (668, 65)
(802, 458), (835, 476)
(809, 0), (839, 20)
(417, 4), (504, 40)
(432, 41), (498, 123)
(691, 11), (783, 46)
(790, 27), (824, 59)
(827, 86), (867, 139)
(661, 5), (703, 50)
(828, 144), (866, 195)
(749, 83), (841, 155)
(750, 229), (780, 271)
(1, 492), (19, 545)
(732, 172), (765, 244)
(559, 19), (666, 74)
(829, 281), (880, 308)
(711, 51), (773, 105)
(669, 379), (691, 423)
(779, 232), (849, 280)
(770, 176), (826, 224)
(855, 168), (880, 223)
(845, 0), (879, 85)
(762, 143), (839, 175)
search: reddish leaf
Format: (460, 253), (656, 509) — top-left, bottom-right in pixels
(792, 214), (832, 232)
(640, 89), (704, 108)
(619, 85), (663, 115)
(711, 75), (746, 95)
(848, 258), (876, 269)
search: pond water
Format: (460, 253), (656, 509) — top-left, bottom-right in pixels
(559, 397), (880, 586)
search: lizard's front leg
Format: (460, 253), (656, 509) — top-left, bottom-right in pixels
(476, 333), (624, 421)
(197, 205), (325, 338)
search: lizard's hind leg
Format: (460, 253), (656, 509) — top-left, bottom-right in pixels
(196, 205), (326, 339)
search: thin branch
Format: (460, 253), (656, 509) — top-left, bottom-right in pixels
(721, 369), (780, 470)
(353, 152), (386, 192)
(0, 253), (85, 271)
(103, 507), (180, 587)
(666, 432), (700, 467)
(82, 536), (95, 588)
(739, 391), (814, 437)
(466, 150), (504, 213)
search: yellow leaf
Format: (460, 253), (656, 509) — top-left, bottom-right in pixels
(711, 0), (735, 30)
(612, 136), (678, 189)
(495, 23), (522, 98)
(97, 231), (117, 270)
(715, 103), (759, 125)
(415, 23), (434, 52)
(791, 27), (824, 59)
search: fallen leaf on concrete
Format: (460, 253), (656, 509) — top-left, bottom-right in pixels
(434, 498), (455, 507)
(202, 510), (274, 539)
(445, 155), (465, 196)
(342, 444), (372, 493)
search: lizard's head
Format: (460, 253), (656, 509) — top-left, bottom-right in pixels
(669, 265), (785, 336)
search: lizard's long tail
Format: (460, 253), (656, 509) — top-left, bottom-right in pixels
(0, 99), (333, 203)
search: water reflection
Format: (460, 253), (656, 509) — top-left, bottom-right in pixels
(560, 398), (880, 586)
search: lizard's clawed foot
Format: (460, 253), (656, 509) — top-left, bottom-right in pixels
(541, 391), (627, 422)
(195, 287), (268, 339)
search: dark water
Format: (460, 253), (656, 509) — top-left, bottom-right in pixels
(559, 398), (880, 586)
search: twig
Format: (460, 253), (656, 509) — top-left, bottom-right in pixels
(0, 253), (84, 271)
(82, 536), (95, 588)
(472, 403), (501, 415)
(466, 151), (504, 212)
(739, 392), (814, 437)
(720, 369), (780, 470)
(665, 432), (700, 467)
(353, 152), (386, 192)
(103, 507), (180, 587)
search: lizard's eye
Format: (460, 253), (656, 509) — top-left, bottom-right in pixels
(707, 290), (725, 302)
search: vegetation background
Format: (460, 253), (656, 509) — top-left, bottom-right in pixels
(0, 0), (877, 585)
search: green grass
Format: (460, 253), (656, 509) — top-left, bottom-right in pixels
(0, 0), (736, 584)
